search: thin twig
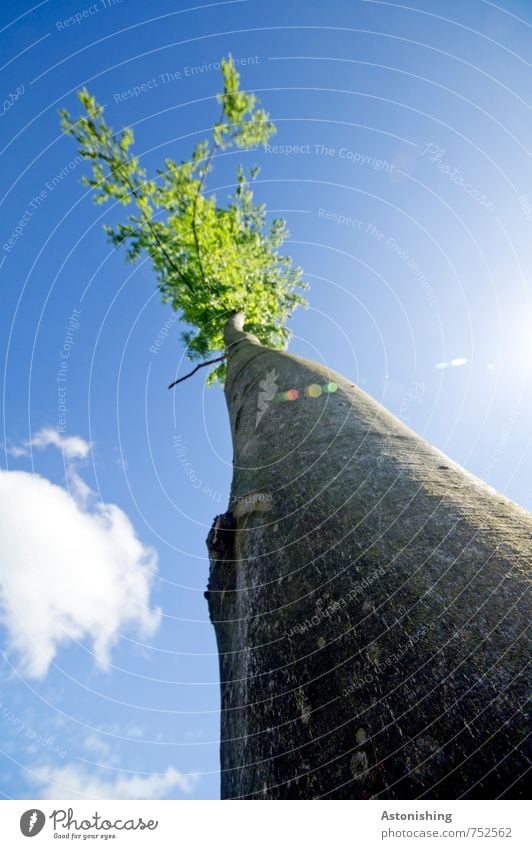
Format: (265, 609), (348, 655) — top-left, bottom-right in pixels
(168, 355), (226, 389)
(99, 150), (195, 294)
(125, 177), (195, 294)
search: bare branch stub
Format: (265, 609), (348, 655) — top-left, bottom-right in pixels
(168, 355), (226, 390)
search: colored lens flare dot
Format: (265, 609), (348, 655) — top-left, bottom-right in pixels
(307, 383), (322, 398)
(286, 388), (299, 401)
(324, 382), (338, 393)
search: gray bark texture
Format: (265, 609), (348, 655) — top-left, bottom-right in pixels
(205, 314), (531, 799)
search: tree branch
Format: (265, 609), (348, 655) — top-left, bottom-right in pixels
(99, 150), (195, 294)
(168, 355), (226, 389)
(190, 107), (225, 289)
(125, 178), (195, 295)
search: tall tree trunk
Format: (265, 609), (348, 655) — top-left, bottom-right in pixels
(206, 313), (530, 800)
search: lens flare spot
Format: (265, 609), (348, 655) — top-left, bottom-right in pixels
(324, 382), (338, 393)
(307, 384), (322, 398)
(286, 389), (299, 401)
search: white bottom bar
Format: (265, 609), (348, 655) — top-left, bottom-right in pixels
(0, 799), (528, 848)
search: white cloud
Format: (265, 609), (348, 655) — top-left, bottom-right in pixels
(126, 726), (144, 739)
(31, 428), (91, 459)
(435, 358), (468, 370)
(83, 735), (111, 758)
(8, 427), (91, 460)
(185, 730), (204, 740)
(29, 763), (197, 799)
(0, 433), (161, 679)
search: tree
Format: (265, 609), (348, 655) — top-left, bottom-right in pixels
(60, 59), (306, 386)
(62, 59), (531, 800)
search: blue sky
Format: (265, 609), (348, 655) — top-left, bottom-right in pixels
(1, 0), (531, 800)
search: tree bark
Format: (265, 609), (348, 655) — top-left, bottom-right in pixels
(205, 314), (531, 800)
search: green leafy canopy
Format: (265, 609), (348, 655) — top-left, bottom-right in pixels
(60, 56), (308, 384)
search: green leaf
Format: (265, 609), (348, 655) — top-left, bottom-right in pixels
(61, 56), (307, 384)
